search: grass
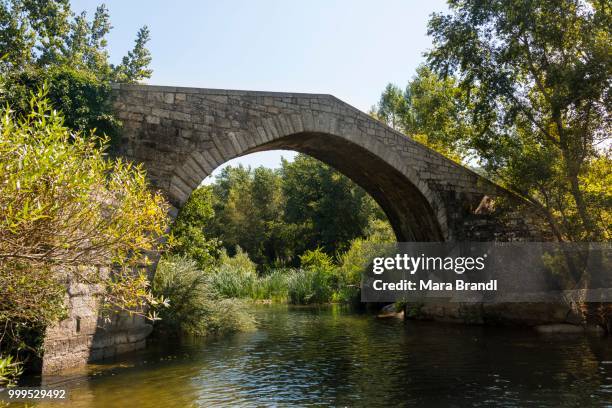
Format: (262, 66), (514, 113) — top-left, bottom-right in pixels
(152, 255), (255, 337)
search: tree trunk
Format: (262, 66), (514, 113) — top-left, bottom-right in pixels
(568, 171), (600, 241)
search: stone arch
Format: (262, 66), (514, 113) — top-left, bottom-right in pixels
(113, 84), (543, 242)
(169, 119), (448, 241)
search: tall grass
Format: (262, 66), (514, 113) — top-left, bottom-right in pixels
(152, 255), (254, 336)
(210, 247), (257, 298)
(0, 355), (23, 387)
(151, 238), (384, 338)
(287, 268), (334, 304)
(251, 268), (294, 302)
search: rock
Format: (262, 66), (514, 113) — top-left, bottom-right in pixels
(377, 303), (404, 319)
(381, 303), (397, 314)
(376, 310), (404, 319)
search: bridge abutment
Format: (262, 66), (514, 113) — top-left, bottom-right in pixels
(42, 265), (152, 374)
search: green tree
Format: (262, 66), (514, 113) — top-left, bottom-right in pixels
(205, 156), (388, 267)
(0, 1), (153, 145)
(209, 165), (289, 266)
(426, 0), (611, 241)
(169, 186), (221, 270)
(113, 26), (153, 83)
(0, 0), (72, 71)
(372, 66), (473, 162)
(370, 83), (408, 130)
(281, 154), (384, 257)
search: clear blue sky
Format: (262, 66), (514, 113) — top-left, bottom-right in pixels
(71, 0), (448, 177)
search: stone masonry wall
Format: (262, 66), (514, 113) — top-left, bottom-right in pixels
(42, 266), (152, 374)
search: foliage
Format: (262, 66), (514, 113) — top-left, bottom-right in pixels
(299, 248), (334, 271)
(210, 166), (289, 266)
(0, 261), (66, 328)
(113, 26), (153, 83)
(0, 94), (169, 359)
(209, 247), (292, 301)
(210, 247), (258, 299)
(371, 83), (408, 130)
(1, 66), (121, 145)
(335, 219), (395, 302)
(203, 220), (395, 305)
(0, 1), (153, 145)
(0, 94), (168, 268)
(169, 186), (221, 270)
(580, 153), (611, 239)
(152, 255), (254, 337)
(281, 155), (385, 257)
(0, 355), (23, 387)
(0, 261), (66, 357)
(284, 249), (336, 304)
(250, 269), (293, 302)
(371, 66), (473, 162)
(425, 0), (611, 241)
(287, 268), (334, 305)
(205, 155), (387, 268)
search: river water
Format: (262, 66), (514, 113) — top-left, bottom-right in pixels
(18, 304), (612, 407)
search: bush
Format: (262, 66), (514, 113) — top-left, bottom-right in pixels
(152, 255), (254, 336)
(210, 247), (258, 298)
(251, 269), (294, 302)
(169, 186), (221, 270)
(1, 67), (120, 146)
(210, 249), (294, 302)
(0, 355), (23, 387)
(299, 248), (334, 270)
(287, 268), (334, 305)
(203, 227), (396, 306)
(282, 249), (336, 304)
(0, 94), (168, 367)
(335, 219), (395, 302)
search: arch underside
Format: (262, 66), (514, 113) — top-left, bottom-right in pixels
(242, 132), (444, 242)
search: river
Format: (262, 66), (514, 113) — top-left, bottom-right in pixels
(15, 304), (612, 407)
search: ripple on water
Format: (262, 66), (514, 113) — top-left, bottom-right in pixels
(26, 304), (612, 408)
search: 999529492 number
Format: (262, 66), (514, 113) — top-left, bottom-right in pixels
(2, 388), (67, 400)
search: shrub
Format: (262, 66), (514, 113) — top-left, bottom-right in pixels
(152, 255), (254, 336)
(335, 219), (395, 302)
(169, 186), (221, 270)
(0, 94), (168, 372)
(210, 247), (257, 298)
(299, 248), (334, 271)
(282, 249), (336, 304)
(0, 355), (23, 387)
(287, 268), (334, 305)
(1, 67), (120, 146)
(251, 269), (294, 302)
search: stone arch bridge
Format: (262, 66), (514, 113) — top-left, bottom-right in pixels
(113, 83), (542, 242)
(42, 84), (547, 374)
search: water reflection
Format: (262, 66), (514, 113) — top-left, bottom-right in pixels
(19, 304), (612, 407)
